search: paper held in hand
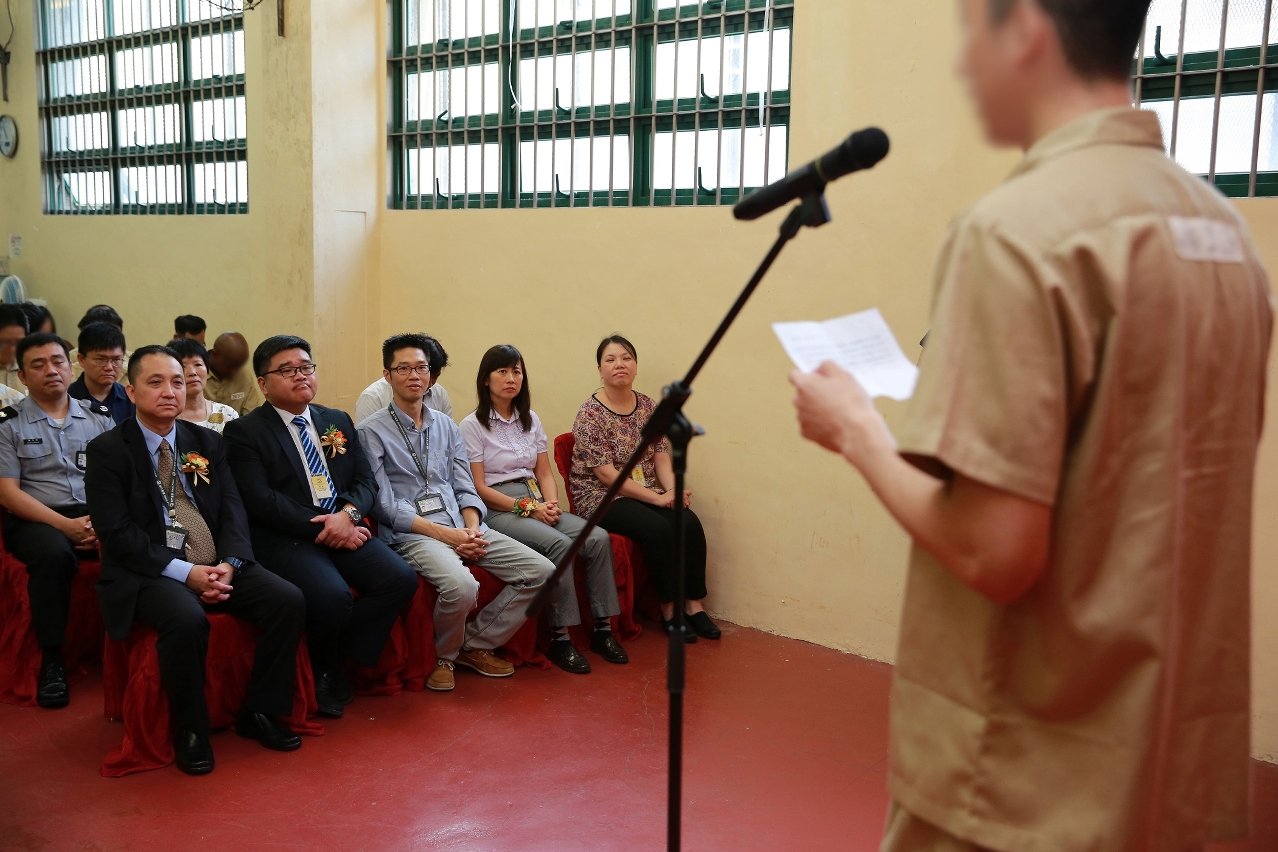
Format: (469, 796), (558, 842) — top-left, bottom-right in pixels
(772, 308), (920, 401)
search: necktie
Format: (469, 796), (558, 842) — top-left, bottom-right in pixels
(293, 415), (338, 512)
(157, 441), (218, 566)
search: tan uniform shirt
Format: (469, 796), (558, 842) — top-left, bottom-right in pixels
(205, 369), (264, 415)
(0, 362), (22, 394)
(891, 109), (1272, 852)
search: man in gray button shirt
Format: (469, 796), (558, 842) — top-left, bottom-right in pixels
(0, 333), (114, 708)
(359, 333), (552, 693)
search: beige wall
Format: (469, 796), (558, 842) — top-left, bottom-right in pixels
(1, 0), (1276, 764)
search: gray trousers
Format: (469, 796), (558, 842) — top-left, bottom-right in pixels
(485, 482), (620, 629)
(392, 528), (553, 660)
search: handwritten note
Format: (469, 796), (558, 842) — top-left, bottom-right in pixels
(773, 308), (919, 401)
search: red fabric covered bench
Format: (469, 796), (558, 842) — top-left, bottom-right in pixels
(101, 614), (324, 777)
(0, 512), (105, 708)
(554, 432), (661, 636)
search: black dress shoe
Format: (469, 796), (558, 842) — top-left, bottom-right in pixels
(173, 730), (215, 776)
(589, 631), (629, 664)
(313, 671), (345, 718)
(237, 712), (302, 752)
(661, 617), (697, 643)
(547, 639), (592, 674)
(329, 667), (355, 705)
(36, 661), (70, 709)
(687, 611), (721, 640)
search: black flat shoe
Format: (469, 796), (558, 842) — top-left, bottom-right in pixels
(237, 712), (302, 752)
(548, 640), (592, 674)
(173, 730), (215, 776)
(313, 671), (345, 718)
(661, 617), (697, 643)
(589, 631), (629, 664)
(36, 661), (69, 709)
(330, 667), (355, 705)
(687, 611), (721, 640)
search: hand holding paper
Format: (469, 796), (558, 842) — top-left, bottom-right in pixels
(773, 308), (919, 401)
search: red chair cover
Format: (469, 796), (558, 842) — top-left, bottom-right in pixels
(553, 432), (661, 630)
(0, 531), (105, 707)
(101, 613), (324, 777)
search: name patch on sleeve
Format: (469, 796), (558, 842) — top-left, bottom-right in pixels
(1169, 216), (1246, 264)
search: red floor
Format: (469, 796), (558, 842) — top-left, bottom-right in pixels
(1, 622), (1275, 851)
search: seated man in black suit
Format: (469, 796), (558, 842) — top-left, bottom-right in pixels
(86, 346), (306, 775)
(223, 336), (418, 717)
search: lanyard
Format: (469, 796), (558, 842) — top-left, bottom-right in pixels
(387, 404), (431, 489)
(154, 443), (181, 527)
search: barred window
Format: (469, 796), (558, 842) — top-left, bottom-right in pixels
(1137, 0), (1278, 197)
(36, 0), (249, 215)
(389, 0), (793, 209)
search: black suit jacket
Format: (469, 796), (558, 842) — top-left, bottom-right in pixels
(85, 418), (257, 641)
(222, 403), (377, 548)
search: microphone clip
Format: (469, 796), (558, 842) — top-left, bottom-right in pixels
(780, 188), (833, 239)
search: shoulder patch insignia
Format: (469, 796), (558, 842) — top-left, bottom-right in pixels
(94, 403), (111, 417)
(0, 406), (15, 421)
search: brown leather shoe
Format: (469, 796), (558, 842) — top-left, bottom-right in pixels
(454, 647), (515, 678)
(426, 660), (455, 692)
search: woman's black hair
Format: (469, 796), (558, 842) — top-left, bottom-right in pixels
(475, 344), (532, 432)
(167, 337), (209, 367)
(595, 334), (637, 366)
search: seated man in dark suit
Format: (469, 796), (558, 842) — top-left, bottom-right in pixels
(223, 336), (418, 717)
(86, 346), (306, 776)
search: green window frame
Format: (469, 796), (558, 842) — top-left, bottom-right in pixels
(1135, 0), (1278, 197)
(35, 0), (249, 215)
(388, 0), (793, 209)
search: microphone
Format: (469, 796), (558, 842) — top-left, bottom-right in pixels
(732, 127), (890, 221)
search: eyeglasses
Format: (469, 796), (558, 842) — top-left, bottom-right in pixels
(264, 363), (318, 379)
(390, 364), (431, 377)
(89, 356), (125, 368)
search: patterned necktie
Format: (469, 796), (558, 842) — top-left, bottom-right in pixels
(292, 415), (338, 512)
(157, 441), (218, 566)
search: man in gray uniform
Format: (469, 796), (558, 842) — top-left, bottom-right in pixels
(0, 333), (114, 708)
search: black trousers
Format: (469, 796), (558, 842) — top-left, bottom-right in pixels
(255, 535), (418, 669)
(3, 505), (87, 651)
(599, 499), (708, 604)
(133, 566), (304, 739)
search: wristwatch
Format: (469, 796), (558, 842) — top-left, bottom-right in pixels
(223, 556), (245, 579)
(342, 505), (363, 524)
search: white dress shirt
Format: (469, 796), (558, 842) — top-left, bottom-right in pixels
(272, 404), (334, 505)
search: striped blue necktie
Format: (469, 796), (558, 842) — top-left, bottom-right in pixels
(293, 415), (338, 512)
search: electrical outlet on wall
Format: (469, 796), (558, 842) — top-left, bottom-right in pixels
(7, 235), (21, 258)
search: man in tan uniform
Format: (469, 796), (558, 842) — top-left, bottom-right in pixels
(791, 1), (1272, 851)
(205, 331), (264, 415)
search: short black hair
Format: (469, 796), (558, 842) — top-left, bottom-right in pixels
(168, 337), (209, 366)
(989, 0), (1152, 80)
(174, 314), (206, 336)
(78, 304), (123, 331)
(127, 344), (182, 384)
(596, 334), (638, 365)
(381, 333), (433, 370)
(424, 336), (449, 379)
(0, 304), (30, 334)
(20, 304), (54, 334)
(17, 332), (70, 371)
(253, 335), (312, 378)
(77, 321), (126, 356)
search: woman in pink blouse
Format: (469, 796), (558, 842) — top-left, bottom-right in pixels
(461, 345), (628, 674)
(570, 336), (720, 642)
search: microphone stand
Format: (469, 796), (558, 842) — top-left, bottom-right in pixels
(525, 189), (833, 852)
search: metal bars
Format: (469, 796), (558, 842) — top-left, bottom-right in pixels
(35, 0), (249, 215)
(388, 0), (793, 209)
(1136, 0), (1278, 196)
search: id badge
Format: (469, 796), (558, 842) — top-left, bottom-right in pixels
(75, 451), (88, 471)
(416, 493), (446, 516)
(311, 475), (334, 499)
(631, 466), (646, 486)
(525, 478), (543, 501)
(165, 526), (189, 551)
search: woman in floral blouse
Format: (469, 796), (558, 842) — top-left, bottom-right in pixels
(461, 345), (628, 674)
(570, 335), (720, 641)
